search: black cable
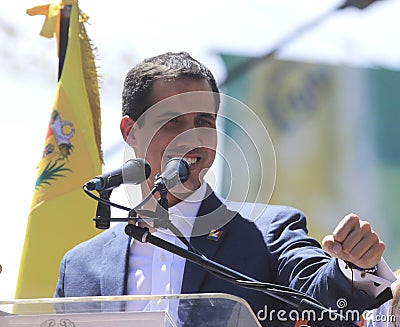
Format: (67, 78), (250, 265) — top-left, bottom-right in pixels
(82, 185), (132, 212)
(163, 220), (204, 256)
(83, 185), (328, 304)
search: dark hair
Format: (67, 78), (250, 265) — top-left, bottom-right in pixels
(122, 52), (220, 122)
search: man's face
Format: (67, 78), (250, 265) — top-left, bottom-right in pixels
(122, 78), (217, 205)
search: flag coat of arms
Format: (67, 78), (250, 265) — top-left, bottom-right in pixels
(16, 0), (102, 299)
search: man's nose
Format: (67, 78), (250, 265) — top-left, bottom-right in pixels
(174, 127), (202, 148)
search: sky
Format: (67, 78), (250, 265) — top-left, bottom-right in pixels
(1, 0), (400, 300)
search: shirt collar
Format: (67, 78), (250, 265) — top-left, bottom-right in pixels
(167, 181), (207, 232)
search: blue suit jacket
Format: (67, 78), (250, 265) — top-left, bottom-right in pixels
(55, 187), (390, 326)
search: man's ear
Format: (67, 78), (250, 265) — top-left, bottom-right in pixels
(120, 116), (137, 147)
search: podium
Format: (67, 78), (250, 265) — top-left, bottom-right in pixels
(0, 293), (261, 326)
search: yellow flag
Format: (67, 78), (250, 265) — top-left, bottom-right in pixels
(16, 1), (102, 299)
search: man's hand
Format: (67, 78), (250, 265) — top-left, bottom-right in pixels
(322, 213), (385, 268)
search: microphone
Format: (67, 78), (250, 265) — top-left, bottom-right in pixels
(153, 158), (190, 190)
(339, 0), (384, 10)
(84, 158), (151, 191)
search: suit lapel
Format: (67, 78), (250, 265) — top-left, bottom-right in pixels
(181, 187), (236, 293)
(101, 224), (131, 296)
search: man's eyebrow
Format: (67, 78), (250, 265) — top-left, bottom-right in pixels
(156, 112), (183, 120)
(154, 112), (216, 120)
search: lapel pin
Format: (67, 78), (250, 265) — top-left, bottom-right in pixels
(207, 229), (223, 241)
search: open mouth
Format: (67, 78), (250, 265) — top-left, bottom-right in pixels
(184, 157), (198, 165)
(166, 154), (201, 168)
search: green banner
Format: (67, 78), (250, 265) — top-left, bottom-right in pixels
(219, 54), (400, 269)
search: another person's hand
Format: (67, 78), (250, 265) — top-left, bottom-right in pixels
(322, 213), (385, 268)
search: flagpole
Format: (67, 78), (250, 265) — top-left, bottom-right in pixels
(58, 5), (71, 80)
(219, 0), (382, 88)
